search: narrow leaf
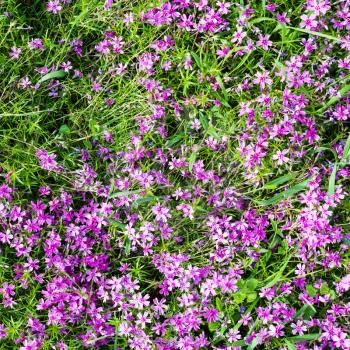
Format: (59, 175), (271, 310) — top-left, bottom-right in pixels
(264, 174), (294, 189)
(313, 147), (338, 161)
(109, 189), (143, 199)
(341, 133), (350, 163)
(132, 196), (158, 207)
(256, 179), (309, 206)
(327, 164), (337, 195)
(199, 112), (209, 131)
(285, 339), (297, 350)
(38, 70), (67, 83)
(317, 83), (350, 112)
(247, 336), (260, 350)
(189, 152), (197, 172)
(294, 303), (316, 320)
(286, 26), (340, 42)
(166, 133), (185, 147)
(286, 334), (320, 342)
(231, 340), (246, 347)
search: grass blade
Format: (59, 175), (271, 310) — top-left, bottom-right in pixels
(256, 179), (309, 206)
(286, 334), (320, 342)
(341, 133), (350, 163)
(286, 26), (340, 42)
(327, 164), (337, 195)
(263, 174), (295, 190)
(285, 339), (297, 350)
(38, 70), (67, 83)
(317, 83), (350, 112)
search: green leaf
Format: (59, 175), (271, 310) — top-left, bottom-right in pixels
(247, 336), (260, 350)
(286, 26), (340, 42)
(294, 303), (316, 320)
(216, 76), (229, 103)
(264, 174), (295, 190)
(188, 152), (197, 172)
(329, 290), (337, 300)
(208, 322), (220, 332)
(285, 339), (297, 350)
(124, 237), (131, 256)
(286, 334), (320, 342)
(246, 292), (257, 303)
(206, 125), (220, 139)
(215, 297), (223, 312)
(109, 189), (143, 199)
(234, 291), (246, 303)
(306, 284), (317, 297)
(220, 46), (245, 64)
(313, 147), (338, 161)
(341, 133), (350, 163)
(38, 70), (67, 83)
(236, 279), (245, 289)
(250, 17), (276, 24)
(320, 284), (329, 295)
(89, 119), (100, 135)
(246, 279), (259, 291)
(191, 51), (202, 69)
(166, 133), (186, 147)
(264, 253), (292, 288)
(256, 179), (309, 206)
(109, 219), (126, 230)
(199, 111), (209, 131)
(231, 340), (246, 347)
(132, 195), (158, 207)
(327, 164), (337, 195)
(342, 237), (350, 245)
(59, 124), (70, 135)
(317, 84), (350, 112)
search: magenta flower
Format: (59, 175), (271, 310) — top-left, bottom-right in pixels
(9, 46), (22, 59)
(272, 149), (290, 165)
(152, 203), (172, 222)
(47, 0), (62, 13)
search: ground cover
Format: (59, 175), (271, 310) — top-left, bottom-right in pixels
(0, 0), (350, 349)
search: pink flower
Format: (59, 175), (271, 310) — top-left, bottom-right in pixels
(9, 47), (22, 59)
(227, 328), (241, 342)
(176, 203), (194, 219)
(231, 27), (246, 44)
(253, 70), (273, 89)
(0, 324), (8, 339)
(300, 13), (318, 30)
(104, 0), (112, 10)
(19, 77), (32, 89)
(47, 0), (62, 13)
(217, 1), (231, 15)
(136, 312), (151, 329)
(291, 320), (307, 335)
(272, 149), (290, 165)
(60, 61), (72, 72)
(216, 47), (231, 58)
(257, 34), (273, 50)
(152, 203), (172, 222)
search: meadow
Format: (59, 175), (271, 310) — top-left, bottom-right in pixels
(0, 0), (349, 349)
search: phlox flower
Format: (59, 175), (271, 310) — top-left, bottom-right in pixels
(272, 149), (290, 165)
(47, 0), (62, 13)
(257, 34), (273, 50)
(9, 47), (22, 59)
(152, 203), (172, 222)
(300, 13), (318, 30)
(253, 70), (273, 89)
